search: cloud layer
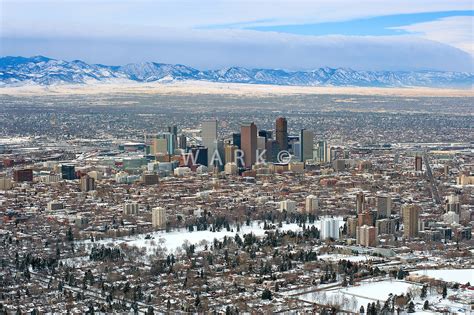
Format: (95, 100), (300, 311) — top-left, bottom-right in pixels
(1, 0), (473, 71)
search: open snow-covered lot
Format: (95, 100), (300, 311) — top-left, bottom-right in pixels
(412, 269), (474, 285)
(84, 218), (344, 255)
(298, 280), (420, 312)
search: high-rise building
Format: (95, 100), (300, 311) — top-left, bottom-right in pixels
(300, 129), (314, 162)
(142, 173), (159, 185)
(13, 169), (33, 182)
(356, 191), (365, 214)
(376, 194), (392, 219)
(61, 165), (76, 180)
(415, 155), (423, 172)
(316, 140), (329, 163)
(232, 133), (241, 149)
(258, 130), (272, 141)
(241, 122), (257, 169)
(224, 144), (238, 164)
(151, 138), (168, 155)
(347, 217), (358, 238)
(305, 195), (318, 214)
(0, 176), (12, 190)
(80, 175), (96, 192)
(320, 218), (340, 240)
(280, 199), (297, 212)
(202, 120), (218, 167)
(178, 135), (187, 150)
(376, 218), (396, 235)
(275, 117), (288, 151)
(356, 225), (378, 247)
(265, 140), (279, 163)
(123, 203), (139, 215)
(445, 194), (460, 213)
(403, 204), (420, 238)
(187, 146), (208, 167)
(152, 207), (167, 228)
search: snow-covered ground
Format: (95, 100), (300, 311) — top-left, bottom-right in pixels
(318, 253), (382, 263)
(412, 269), (474, 285)
(298, 280), (420, 312)
(85, 218), (344, 255)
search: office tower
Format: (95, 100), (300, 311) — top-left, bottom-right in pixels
(305, 195), (318, 214)
(265, 140), (279, 163)
(0, 176), (12, 190)
(202, 120), (218, 167)
(445, 194), (460, 213)
(356, 225), (378, 247)
(61, 165), (76, 180)
(13, 169), (33, 182)
(258, 130), (272, 141)
(403, 204), (420, 238)
(178, 135), (187, 150)
(356, 191), (365, 214)
(80, 175), (96, 192)
(241, 122), (257, 169)
(257, 136), (266, 158)
(168, 125), (178, 136)
(293, 142), (301, 161)
(186, 146), (208, 167)
(300, 129), (314, 162)
(275, 117), (288, 151)
(376, 194), (392, 218)
(320, 218), (340, 240)
(415, 155), (423, 172)
(316, 140), (328, 163)
(232, 133), (241, 149)
(151, 138), (168, 155)
(142, 173), (159, 185)
(152, 207), (167, 228)
(280, 200), (296, 213)
(224, 144), (238, 164)
(123, 203), (139, 215)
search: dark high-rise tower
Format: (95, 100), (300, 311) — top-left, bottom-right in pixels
(241, 122), (257, 169)
(276, 117), (288, 151)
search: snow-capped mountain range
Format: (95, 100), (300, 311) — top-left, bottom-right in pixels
(1, 56), (473, 88)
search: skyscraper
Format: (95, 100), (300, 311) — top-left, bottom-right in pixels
(241, 122), (257, 169)
(376, 194), (392, 219)
(152, 207), (167, 229)
(275, 117), (288, 151)
(356, 191), (365, 214)
(415, 155), (423, 172)
(80, 175), (96, 192)
(305, 195), (318, 214)
(403, 204), (420, 238)
(316, 140), (329, 163)
(61, 165), (76, 180)
(300, 129), (314, 162)
(202, 120), (218, 167)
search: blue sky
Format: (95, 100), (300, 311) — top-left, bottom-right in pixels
(1, 1), (473, 71)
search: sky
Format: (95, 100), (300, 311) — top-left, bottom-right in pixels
(1, 0), (473, 71)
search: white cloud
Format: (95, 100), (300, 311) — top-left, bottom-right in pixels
(391, 16), (474, 56)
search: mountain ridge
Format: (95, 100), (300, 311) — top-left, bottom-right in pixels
(1, 55), (473, 88)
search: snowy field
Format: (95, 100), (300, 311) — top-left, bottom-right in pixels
(412, 269), (474, 284)
(318, 253), (382, 263)
(298, 280), (420, 312)
(85, 218), (344, 255)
